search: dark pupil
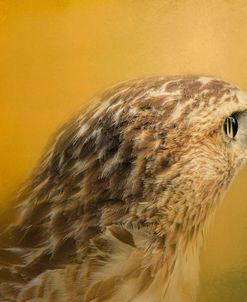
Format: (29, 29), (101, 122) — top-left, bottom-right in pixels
(224, 115), (238, 138)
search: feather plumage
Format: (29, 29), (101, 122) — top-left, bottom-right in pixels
(1, 75), (247, 301)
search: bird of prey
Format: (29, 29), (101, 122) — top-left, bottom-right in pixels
(0, 75), (247, 302)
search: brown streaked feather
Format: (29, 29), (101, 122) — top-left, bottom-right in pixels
(107, 225), (136, 247)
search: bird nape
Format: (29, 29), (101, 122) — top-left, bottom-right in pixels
(0, 75), (247, 302)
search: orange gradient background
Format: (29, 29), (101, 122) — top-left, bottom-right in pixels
(0, 1), (247, 301)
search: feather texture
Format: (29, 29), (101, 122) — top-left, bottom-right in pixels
(1, 75), (247, 301)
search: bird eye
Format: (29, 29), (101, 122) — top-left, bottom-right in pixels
(224, 115), (238, 139)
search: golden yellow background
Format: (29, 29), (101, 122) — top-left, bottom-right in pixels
(0, 0), (247, 300)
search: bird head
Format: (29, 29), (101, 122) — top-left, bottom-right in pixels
(124, 76), (247, 241)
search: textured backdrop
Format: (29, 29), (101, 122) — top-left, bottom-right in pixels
(0, 1), (247, 301)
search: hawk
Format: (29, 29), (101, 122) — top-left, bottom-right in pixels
(0, 75), (247, 302)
